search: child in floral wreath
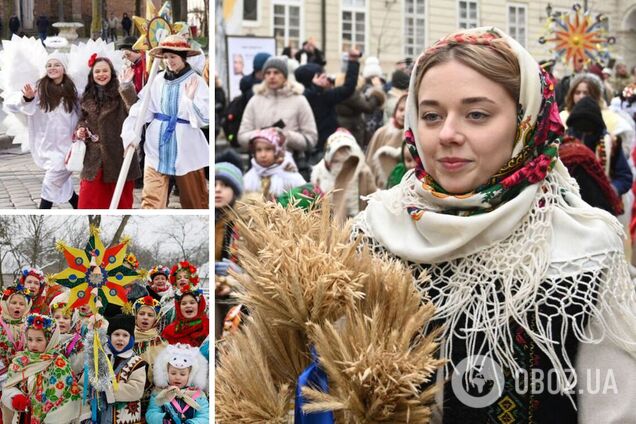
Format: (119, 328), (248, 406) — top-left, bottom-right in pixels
(146, 266), (174, 332)
(1, 313), (82, 424)
(17, 267), (64, 315)
(50, 292), (85, 374)
(157, 261), (201, 333)
(146, 343), (209, 424)
(0, 285), (32, 422)
(161, 285), (208, 347)
(133, 296), (167, 420)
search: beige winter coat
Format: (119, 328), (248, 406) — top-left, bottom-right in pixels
(238, 80), (318, 154)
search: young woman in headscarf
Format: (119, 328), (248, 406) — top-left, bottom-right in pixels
(1, 313), (81, 423)
(4, 51), (80, 209)
(352, 27), (636, 422)
(161, 285), (208, 348)
(0, 285), (32, 400)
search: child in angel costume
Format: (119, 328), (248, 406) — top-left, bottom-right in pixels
(2, 47), (80, 209)
(145, 344), (209, 424)
(121, 35), (209, 209)
(132, 296), (167, 420)
(1, 313), (82, 424)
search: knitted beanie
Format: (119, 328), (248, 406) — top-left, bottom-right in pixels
(391, 70), (410, 90)
(362, 56), (383, 79)
(215, 162), (244, 197)
(253, 52), (271, 71)
(263, 56), (288, 79)
(107, 313), (135, 337)
(566, 96), (605, 133)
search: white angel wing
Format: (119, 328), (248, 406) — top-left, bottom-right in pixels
(67, 38), (126, 92)
(0, 34), (47, 94)
(2, 112), (30, 152)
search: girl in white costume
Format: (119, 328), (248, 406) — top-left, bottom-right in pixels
(121, 35), (209, 209)
(4, 51), (79, 209)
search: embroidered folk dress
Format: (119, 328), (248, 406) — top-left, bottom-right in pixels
(4, 92), (78, 203)
(121, 66), (209, 177)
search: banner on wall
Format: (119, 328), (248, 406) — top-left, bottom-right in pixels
(226, 35), (276, 100)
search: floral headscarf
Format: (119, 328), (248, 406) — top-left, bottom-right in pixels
(403, 27), (563, 216)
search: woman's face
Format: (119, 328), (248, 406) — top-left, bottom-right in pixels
(7, 295), (27, 319)
(135, 306), (157, 331)
(23, 275), (41, 294)
(394, 99), (406, 128)
(53, 310), (71, 334)
(180, 295), (198, 319)
(46, 59), (65, 82)
(92, 61), (112, 86)
(163, 52), (186, 73)
(573, 82), (590, 105)
(176, 271), (189, 290)
(416, 60), (517, 194)
(150, 274), (169, 292)
(26, 329), (47, 353)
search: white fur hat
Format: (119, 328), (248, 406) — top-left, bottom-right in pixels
(46, 50), (68, 70)
(154, 343), (208, 391)
(362, 56), (383, 79)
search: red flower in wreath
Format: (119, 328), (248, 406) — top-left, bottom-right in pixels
(88, 53), (98, 68)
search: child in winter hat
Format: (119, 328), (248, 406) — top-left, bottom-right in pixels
(146, 343), (209, 423)
(243, 127), (306, 199)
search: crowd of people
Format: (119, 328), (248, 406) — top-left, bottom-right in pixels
(3, 33), (209, 209)
(215, 27), (636, 422)
(0, 259), (210, 423)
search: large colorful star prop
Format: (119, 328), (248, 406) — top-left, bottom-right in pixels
(132, 1), (188, 52)
(52, 226), (139, 315)
(539, 3), (615, 68)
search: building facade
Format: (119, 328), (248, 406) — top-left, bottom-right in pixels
(221, 0), (636, 77)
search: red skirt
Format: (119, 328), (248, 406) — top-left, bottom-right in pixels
(79, 168), (134, 209)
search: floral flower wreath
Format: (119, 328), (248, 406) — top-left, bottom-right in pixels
(124, 253), (140, 270)
(169, 261), (200, 286)
(175, 284), (203, 302)
(25, 313), (56, 339)
(50, 300), (71, 316)
(2, 284), (34, 302)
(133, 295), (161, 315)
(17, 267), (45, 287)
(148, 265), (170, 281)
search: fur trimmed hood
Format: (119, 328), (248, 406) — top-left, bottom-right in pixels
(253, 79), (305, 97)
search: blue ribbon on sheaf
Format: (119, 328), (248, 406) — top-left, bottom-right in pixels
(294, 347), (334, 424)
(154, 112), (190, 148)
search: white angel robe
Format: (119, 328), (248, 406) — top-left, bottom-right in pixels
(121, 68), (209, 176)
(3, 92), (77, 203)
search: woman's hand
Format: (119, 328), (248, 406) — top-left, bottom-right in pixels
(22, 84), (35, 100)
(185, 77), (199, 100)
(120, 67), (134, 84)
(76, 127), (88, 140)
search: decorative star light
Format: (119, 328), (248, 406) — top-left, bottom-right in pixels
(52, 226), (139, 314)
(539, 3), (615, 68)
(132, 1), (188, 52)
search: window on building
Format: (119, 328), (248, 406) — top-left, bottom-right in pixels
(342, 0), (366, 52)
(508, 4), (527, 47)
(405, 0), (426, 57)
(243, 0), (258, 22)
(273, 2), (302, 52)
(458, 0), (478, 29)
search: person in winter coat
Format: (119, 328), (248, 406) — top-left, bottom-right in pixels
(311, 128), (377, 218)
(366, 94), (407, 187)
(383, 70), (410, 123)
(360, 56), (387, 143)
(75, 56), (141, 209)
(294, 37), (326, 66)
(239, 52), (271, 102)
(121, 13), (133, 37)
(8, 15), (19, 35)
(335, 73), (385, 148)
(237, 56), (318, 157)
(243, 128), (306, 199)
(146, 344), (209, 424)
(294, 48), (361, 155)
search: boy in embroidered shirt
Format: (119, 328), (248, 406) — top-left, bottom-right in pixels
(243, 127), (306, 199)
(146, 343), (209, 424)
